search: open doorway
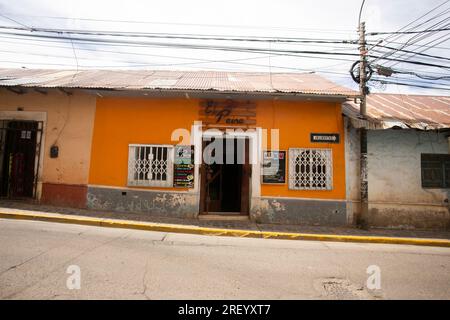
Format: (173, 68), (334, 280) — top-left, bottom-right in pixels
(199, 136), (251, 215)
(0, 120), (43, 199)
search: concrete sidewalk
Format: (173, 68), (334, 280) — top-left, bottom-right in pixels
(2, 200), (450, 239)
(1, 201), (449, 247)
(0, 201), (450, 247)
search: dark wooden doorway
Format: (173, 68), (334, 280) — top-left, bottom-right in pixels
(0, 120), (42, 199)
(200, 136), (250, 215)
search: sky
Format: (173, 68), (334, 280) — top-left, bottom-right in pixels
(0, 0), (449, 95)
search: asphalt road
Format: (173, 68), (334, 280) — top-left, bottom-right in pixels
(0, 218), (449, 300)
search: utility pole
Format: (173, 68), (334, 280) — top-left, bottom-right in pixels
(358, 21), (369, 229)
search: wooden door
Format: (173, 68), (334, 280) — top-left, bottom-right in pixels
(1, 121), (38, 198)
(199, 139), (223, 214)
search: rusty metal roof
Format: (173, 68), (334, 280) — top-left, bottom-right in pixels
(343, 93), (450, 130)
(0, 68), (357, 97)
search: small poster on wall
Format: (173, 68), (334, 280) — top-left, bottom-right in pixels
(262, 150), (286, 184)
(173, 145), (195, 188)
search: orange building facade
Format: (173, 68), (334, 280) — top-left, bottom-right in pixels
(86, 95), (348, 225)
(0, 69), (355, 226)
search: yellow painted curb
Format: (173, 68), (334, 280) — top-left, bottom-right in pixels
(0, 210), (449, 248)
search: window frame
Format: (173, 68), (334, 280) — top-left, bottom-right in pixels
(127, 144), (174, 188)
(421, 153), (450, 189)
(288, 147), (333, 191)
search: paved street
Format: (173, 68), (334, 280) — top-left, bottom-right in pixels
(0, 218), (449, 300)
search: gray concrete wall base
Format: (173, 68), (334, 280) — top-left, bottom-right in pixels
(87, 186), (199, 218)
(368, 203), (450, 230)
(250, 197), (348, 226)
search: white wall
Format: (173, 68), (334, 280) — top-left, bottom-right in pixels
(369, 129), (449, 229)
(344, 117), (360, 224)
(345, 122), (450, 229)
(368, 129), (448, 205)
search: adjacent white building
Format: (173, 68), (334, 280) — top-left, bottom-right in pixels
(344, 94), (450, 230)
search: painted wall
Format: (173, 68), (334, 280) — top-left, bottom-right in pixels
(88, 96), (347, 224)
(251, 100), (347, 225)
(87, 97), (199, 216)
(0, 88), (96, 207)
(257, 100), (346, 200)
(367, 129), (449, 229)
(89, 97), (198, 188)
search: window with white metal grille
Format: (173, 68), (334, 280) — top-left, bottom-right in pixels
(128, 144), (174, 187)
(289, 148), (333, 190)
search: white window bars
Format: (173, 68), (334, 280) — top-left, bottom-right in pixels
(128, 144), (174, 187)
(289, 148), (333, 190)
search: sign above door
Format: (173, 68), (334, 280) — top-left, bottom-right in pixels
(199, 100), (256, 129)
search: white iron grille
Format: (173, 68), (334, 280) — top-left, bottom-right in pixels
(289, 148), (333, 190)
(128, 145), (173, 187)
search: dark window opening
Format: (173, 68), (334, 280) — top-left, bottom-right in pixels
(421, 153), (450, 188)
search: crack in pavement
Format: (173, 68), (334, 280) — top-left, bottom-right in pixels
(139, 258), (151, 300)
(0, 229), (89, 276)
(0, 250), (49, 277)
(1, 231), (130, 299)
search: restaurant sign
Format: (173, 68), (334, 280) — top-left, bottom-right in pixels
(173, 145), (195, 188)
(199, 100), (256, 127)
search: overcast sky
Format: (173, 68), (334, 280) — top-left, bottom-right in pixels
(0, 0), (448, 95)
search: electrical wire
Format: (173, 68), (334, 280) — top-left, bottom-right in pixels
(0, 25), (359, 44)
(371, 43), (450, 62)
(0, 12), (356, 34)
(0, 29), (362, 59)
(368, 2), (450, 64)
(371, 78), (450, 91)
(368, 27), (450, 36)
(0, 13), (31, 30)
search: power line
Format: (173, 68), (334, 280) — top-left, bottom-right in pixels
(368, 2), (450, 64)
(0, 33), (357, 53)
(371, 43), (450, 62)
(0, 12), (356, 34)
(0, 33), (358, 71)
(0, 48), (281, 68)
(0, 29), (361, 59)
(387, 33), (450, 68)
(369, 0), (450, 43)
(371, 18), (450, 64)
(374, 39), (450, 50)
(0, 25), (359, 44)
(380, 68), (450, 81)
(0, 49), (352, 75)
(0, 13), (31, 30)
(367, 27), (450, 36)
(0, 59), (354, 80)
(383, 16), (450, 61)
(371, 78), (450, 91)
(2, 28), (449, 70)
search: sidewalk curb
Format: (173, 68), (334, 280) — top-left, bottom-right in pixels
(1, 210), (450, 248)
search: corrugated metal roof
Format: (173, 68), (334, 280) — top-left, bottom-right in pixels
(0, 68), (357, 97)
(343, 93), (450, 130)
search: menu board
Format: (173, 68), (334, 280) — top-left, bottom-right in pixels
(173, 145), (195, 188)
(262, 150), (286, 184)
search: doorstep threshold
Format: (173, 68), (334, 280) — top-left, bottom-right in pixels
(199, 213), (249, 221)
